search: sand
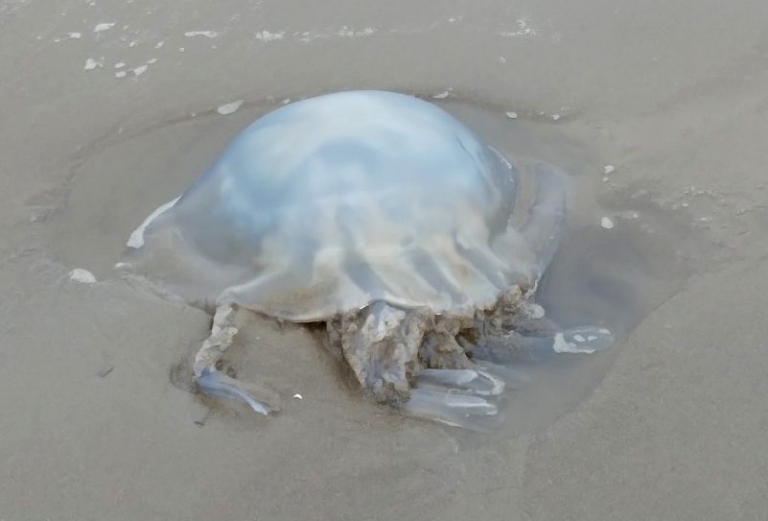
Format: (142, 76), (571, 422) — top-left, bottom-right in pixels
(2, 0), (768, 519)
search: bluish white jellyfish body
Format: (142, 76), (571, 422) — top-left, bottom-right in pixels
(121, 90), (613, 431)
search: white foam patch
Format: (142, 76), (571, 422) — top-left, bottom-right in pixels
(94, 23), (115, 32)
(254, 30), (284, 41)
(184, 30), (217, 38)
(552, 332), (597, 354)
(500, 18), (537, 38)
(601, 217), (614, 229)
(299, 26), (376, 43)
(216, 100), (244, 115)
(337, 26), (375, 38)
(127, 197), (180, 248)
(69, 268), (96, 284)
(84, 58), (101, 70)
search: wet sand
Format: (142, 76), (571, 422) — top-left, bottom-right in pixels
(3, 1), (768, 519)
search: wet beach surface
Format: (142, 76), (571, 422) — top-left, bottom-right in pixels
(3, 1), (768, 519)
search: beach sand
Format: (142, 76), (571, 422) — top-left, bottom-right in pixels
(2, 1), (768, 519)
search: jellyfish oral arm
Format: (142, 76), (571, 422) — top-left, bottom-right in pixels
(193, 303), (277, 415)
